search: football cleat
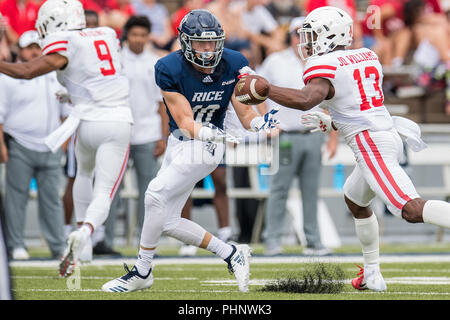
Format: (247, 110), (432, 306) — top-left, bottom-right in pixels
(179, 244), (198, 256)
(351, 264), (387, 292)
(102, 263), (154, 293)
(79, 236), (92, 263)
(225, 244), (252, 292)
(58, 230), (89, 278)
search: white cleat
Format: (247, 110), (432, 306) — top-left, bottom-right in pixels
(225, 244), (252, 292)
(58, 230), (89, 278)
(102, 263), (154, 293)
(12, 247), (30, 260)
(351, 264), (387, 292)
(79, 236), (92, 264)
(179, 244), (198, 256)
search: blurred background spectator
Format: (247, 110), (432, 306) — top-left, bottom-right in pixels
(258, 17), (338, 256)
(104, 0), (135, 37)
(207, 0), (253, 64)
(0, 30), (69, 260)
(230, 0), (285, 66)
(0, 0), (40, 45)
(0, 13), (13, 61)
(132, 0), (175, 50)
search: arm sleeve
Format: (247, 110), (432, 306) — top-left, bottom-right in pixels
(154, 60), (179, 92)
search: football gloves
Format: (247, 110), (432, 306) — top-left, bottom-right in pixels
(198, 123), (242, 144)
(250, 107), (280, 132)
(238, 66), (257, 79)
(301, 111), (335, 133)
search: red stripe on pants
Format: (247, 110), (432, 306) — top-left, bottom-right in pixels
(355, 132), (404, 209)
(362, 131), (412, 203)
(110, 146), (130, 199)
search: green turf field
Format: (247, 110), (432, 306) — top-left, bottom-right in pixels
(9, 243), (450, 300)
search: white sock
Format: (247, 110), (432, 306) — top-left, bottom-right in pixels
(217, 226), (232, 242)
(164, 218), (206, 247)
(206, 236), (233, 260)
(354, 214), (380, 265)
(422, 200), (450, 228)
(135, 247), (155, 276)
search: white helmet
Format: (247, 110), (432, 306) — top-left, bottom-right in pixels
(298, 6), (353, 60)
(35, 0), (86, 39)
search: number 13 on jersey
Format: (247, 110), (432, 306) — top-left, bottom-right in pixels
(353, 66), (384, 111)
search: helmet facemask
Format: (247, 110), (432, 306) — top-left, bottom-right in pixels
(297, 23), (316, 61)
(180, 31), (225, 69)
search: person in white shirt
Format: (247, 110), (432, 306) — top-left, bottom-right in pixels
(103, 16), (169, 250)
(0, 30), (69, 260)
(231, 0), (285, 65)
(258, 17), (339, 256)
(0, 0), (134, 277)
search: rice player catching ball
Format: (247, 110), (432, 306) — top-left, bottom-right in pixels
(0, 0), (134, 277)
(102, 9), (279, 293)
(250, 6), (450, 292)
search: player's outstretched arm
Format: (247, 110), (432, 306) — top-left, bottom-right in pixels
(230, 94), (261, 130)
(162, 89), (239, 143)
(231, 94), (279, 132)
(0, 52), (67, 80)
(267, 77), (333, 111)
(162, 89), (202, 139)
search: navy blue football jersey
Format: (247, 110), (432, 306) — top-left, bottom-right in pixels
(155, 48), (248, 134)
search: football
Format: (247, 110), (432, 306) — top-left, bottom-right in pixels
(234, 75), (270, 105)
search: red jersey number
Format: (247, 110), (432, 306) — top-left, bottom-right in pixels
(353, 66), (384, 111)
(94, 40), (116, 76)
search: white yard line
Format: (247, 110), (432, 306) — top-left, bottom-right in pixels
(9, 254), (450, 268)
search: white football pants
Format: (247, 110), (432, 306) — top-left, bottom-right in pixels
(139, 134), (225, 248)
(73, 120), (131, 230)
(344, 128), (419, 217)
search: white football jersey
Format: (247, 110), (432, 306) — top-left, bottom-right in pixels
(303, 48), (393, 139)
(41, 27), (132, 123)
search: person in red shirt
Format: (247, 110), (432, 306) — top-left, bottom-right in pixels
(361, 0), (444, 66)
(78, 0), (103, 13)
(0, 0), (40, 43)
(171, 0), (204, 36)
(104, 0), (135, 37)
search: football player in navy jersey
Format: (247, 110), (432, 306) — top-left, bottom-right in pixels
(102, 9), (279, 293)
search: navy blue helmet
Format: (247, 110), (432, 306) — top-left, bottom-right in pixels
(177, 9), (225, 68)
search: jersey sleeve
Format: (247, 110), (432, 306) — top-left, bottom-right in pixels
(225, 49), (249, 79)
(154, 60), (179, 92)
(302, 55), (338, 85)
(40, 31), (70, 58)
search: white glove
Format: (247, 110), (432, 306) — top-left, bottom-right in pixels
(198, 123), (242, 144)
(301, 111), (335, 133)
(55, 89), (71, 104)
(250, 107), (280, 132)
(238, 66), (257, 78)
